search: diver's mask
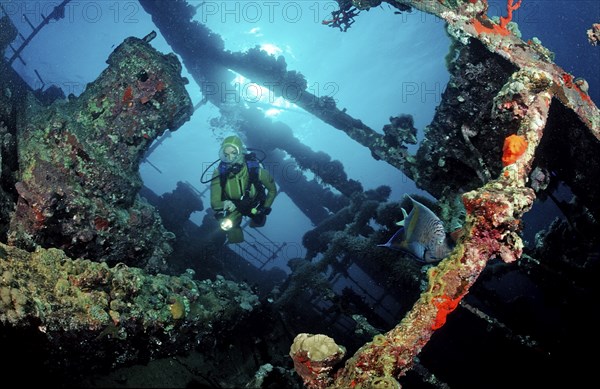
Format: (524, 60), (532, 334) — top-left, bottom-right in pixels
(219, 143), (244, 164)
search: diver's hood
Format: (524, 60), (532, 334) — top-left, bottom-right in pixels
(219, 135), (246, 164)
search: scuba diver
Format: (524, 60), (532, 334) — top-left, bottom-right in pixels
(208, 135), (277, 244)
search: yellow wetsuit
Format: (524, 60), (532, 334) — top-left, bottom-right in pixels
(210, 136), (277, 243)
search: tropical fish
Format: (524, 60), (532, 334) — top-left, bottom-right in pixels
(378, 195), (453, 263)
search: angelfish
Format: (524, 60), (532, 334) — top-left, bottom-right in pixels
(378, 195), (453, 263)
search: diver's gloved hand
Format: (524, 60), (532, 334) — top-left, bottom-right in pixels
(254, 206), (271, 216)
(249, 206), (270, 228)
(223, 200), (236, 212)
(214, 211), (225, 220)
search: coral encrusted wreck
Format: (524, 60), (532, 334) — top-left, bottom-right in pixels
(0, 35), (259, 378)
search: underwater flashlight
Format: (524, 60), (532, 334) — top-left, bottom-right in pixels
(220, 217), (234, 231)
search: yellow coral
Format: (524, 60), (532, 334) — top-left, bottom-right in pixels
(290, 333), (345, 361)
(357, 376), (400, 389)
(169, 296), (186, 320)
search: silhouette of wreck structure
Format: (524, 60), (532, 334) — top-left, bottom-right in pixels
(1, 0), (599, 388)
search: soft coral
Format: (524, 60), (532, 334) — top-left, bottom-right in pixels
(500, 0), (522, 29)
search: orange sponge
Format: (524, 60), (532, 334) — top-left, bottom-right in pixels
(502, 134), (528, 166)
